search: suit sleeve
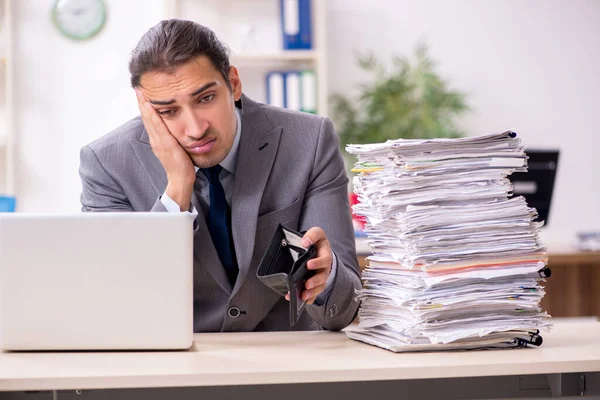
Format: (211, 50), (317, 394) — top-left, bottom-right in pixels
(301, 118), (361, 331)
(79, 144), (167, 212)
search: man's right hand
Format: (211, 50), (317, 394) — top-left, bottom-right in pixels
(136, 89), (196, 211)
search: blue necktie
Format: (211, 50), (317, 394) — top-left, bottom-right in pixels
(202, 165), (238, 286)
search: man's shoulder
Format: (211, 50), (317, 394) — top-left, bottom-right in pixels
(84, 116), (144, 154)
(257, 102), (326, 137)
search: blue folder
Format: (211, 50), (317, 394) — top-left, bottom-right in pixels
(0, 196), (16, 212)
(281, 0), (312, 50)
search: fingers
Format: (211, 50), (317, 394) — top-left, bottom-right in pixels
(135, 89), (154, 126)
(286, 281), (327, 305)
(303, 266), (328, 304)
(135, 89), (171, 147)
(135, 89), (156, 137)
(301, 227), (326, 249)
(285, 285), (326, 304)
(303, 226), (332, 304)
(302, 227), (332, 272)
(135, 88), (146, 108)
(305, 267), (328, 290)
(304, 283), (325, 304)
(284, 227), (333, 306)
(306, 247), (332, 274)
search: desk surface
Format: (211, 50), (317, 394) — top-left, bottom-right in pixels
(0, 321), (599, 392)
(546, 244), (600, 264)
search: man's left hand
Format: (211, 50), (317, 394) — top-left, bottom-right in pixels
(285, 227), (332, 305)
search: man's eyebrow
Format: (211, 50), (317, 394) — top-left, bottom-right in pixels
(147, 82), (218, 106)
(148, 98), (175, 106)
(190, 82), (217, 97)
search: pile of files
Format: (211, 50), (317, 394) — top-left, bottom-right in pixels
(345, 132), (552, 352)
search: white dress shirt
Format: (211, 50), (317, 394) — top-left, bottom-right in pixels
(160, 108), (337, 302)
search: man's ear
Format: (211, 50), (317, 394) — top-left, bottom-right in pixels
(229, 66), (243, 101)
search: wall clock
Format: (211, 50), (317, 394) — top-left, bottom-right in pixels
(52, 0), (107, 41)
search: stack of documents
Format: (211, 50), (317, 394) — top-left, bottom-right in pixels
(345, 132), (552, 352)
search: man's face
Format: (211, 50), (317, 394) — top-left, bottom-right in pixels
(139, 55), (243, 169)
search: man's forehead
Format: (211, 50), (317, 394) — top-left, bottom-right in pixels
(139, 55), (222, 90)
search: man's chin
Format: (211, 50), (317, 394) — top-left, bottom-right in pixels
(191, 153), (225, 169)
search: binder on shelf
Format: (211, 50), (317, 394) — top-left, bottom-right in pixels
(0, 196), (16, 212)
(281, 0), (312, 50)
(266, 72), (285, 109)
(300, 70), (317, 114)
(285, 72), (301, 111)
(266, 70), (317, 114)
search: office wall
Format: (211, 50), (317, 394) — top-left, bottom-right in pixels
(327, 0), (600, 245)
(12, 0), (600, 245)
(13, 0), (165, 213)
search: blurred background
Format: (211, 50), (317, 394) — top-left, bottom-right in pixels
(0, 0), (598, 317)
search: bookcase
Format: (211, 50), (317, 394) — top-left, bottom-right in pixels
(162, 0), (329, 116)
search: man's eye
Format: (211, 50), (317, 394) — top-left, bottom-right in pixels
(199, 94), (215, 103)
(157, 109), (175, 116)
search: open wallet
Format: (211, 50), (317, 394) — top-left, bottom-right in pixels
(256, 224), (318, 326)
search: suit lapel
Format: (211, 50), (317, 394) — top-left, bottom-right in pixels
(231, 97), (282, 297)
(130, 132), (232, 295)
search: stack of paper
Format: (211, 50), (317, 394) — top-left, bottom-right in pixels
(345, 131), (552, 352)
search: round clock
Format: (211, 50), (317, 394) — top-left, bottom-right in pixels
(52, 0), (107, 41)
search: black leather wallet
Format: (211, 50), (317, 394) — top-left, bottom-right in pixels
(256, 224), (318, 326)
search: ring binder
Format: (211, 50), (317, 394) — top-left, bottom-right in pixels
(538, 267), (552, 278)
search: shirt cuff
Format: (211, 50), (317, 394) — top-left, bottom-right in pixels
(160, 192), (198, 218)
(313, 250), (338, 306)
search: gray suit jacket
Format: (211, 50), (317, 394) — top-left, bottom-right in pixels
(79, 95), (361, 332)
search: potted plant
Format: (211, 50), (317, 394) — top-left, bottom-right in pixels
(330, 42), (470, 233)
(330, 42), (469, 151)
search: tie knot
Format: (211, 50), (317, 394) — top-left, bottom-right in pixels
(201, 164), (223, 184)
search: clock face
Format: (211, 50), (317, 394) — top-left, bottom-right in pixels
(52, 0), (107, 40)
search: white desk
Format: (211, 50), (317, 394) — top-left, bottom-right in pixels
(1, 321), (599, 399)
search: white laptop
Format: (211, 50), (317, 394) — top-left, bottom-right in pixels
(0, 212), (194, 351)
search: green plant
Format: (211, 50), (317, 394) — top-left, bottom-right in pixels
(330, 42), (469, 150)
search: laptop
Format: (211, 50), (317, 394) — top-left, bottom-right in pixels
(0, 212), (194, 351)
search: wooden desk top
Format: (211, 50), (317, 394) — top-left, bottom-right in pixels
(546, 244), (600, 264)
(0, 321), (599, 392)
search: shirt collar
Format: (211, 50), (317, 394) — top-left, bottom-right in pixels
(220, 107), (242, 174)
(194, 107), (242, 174)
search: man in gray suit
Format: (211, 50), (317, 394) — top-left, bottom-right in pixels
(79, 20), (361, 332)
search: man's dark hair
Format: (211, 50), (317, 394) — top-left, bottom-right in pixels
(129, 19), (231, 90)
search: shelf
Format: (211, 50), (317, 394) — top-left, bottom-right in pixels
(175, 0), (328, 115)
(231, 50), (319, 64)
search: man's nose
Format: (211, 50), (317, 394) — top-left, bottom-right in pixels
(185, 112), (209, 139)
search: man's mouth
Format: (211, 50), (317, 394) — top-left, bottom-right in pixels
(188, 138), (216, 154)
